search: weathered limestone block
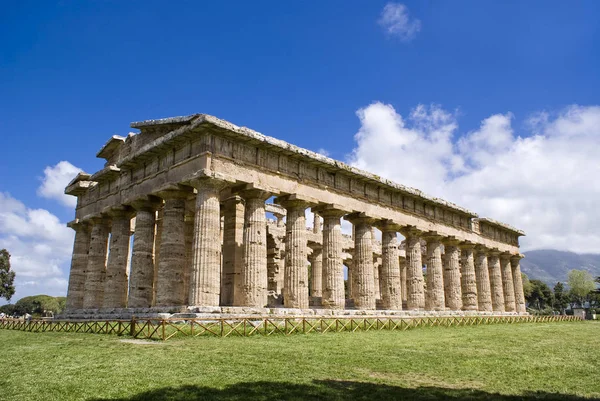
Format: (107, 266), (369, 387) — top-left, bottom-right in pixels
(500, 252), (516, 312)
(155, 189), (190, 306)
(266, 228), (284, 306)
(316, 206), (347, 309)
(66, 220), (91, 310)
(347, 214), (376, 310)
(401, 228), (425, 310)
(308, 244), (323, 297)
(379, 225), (402, 310)
(442, 239), (462, 311)
(82, 217), (110, 309)
(511, 255), (527, 313)
(487, 251), (505, 312)
(278, 196), (314, 309)
(424, 234), (445, 311)
(222, 196), (244, 306)
(128, 199), (160, 308)
(189, 178), (227, 306)
(103, 207), (133, 308)
(238, 187), (271, 307)
(474, 246), (493, 312)
(459, 243), (478, 311)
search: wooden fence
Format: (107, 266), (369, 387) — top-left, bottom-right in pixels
(0, 315), (582, 341)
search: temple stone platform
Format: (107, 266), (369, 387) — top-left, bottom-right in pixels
(58, 306), (526, 320)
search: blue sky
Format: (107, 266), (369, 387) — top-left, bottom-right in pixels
(1, 1), (599, 301)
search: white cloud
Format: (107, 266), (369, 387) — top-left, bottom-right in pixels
(37, 161), (82, 207)
(378, 3), (421, 42)
(317, 148), (330, 157)
(0, 192), (74, 301)
(349, 103), (600, 253)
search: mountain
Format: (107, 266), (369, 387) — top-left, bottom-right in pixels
(521, 250), (600, 285)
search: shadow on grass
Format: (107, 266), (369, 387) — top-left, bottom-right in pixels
(90, 380), (599, 401)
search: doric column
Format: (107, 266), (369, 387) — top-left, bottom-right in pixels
(277, 195), (315, 309)
(189, 178), (227, 306)
(183, 198), (195, 305)
(423, 233), (445, 311)
(442, 238), (462, 311)
(65, 220), (91, 310)
(222, 196), (244, 306)
(378, 222), (402, 310)
(237, 186), (271, 307)
(500, 252), (516, 312)
(487, 250), (505, 312)
(308, 244), (323, 297)
(82, 216), (110, 309)
(345, 258), (353, 301)
(400, 228), (425, 310)
(474, 246), (493, 311)
(511, 254), (527, 313)
(103, 207), (133, 308)
(152, 203), (164, 306)
(313, 212), (322, 234)
(315, 205), (347, 309)
(399, 256), (407, 304)
(155, 189), (191, 306)
(346, 213), (376, 310)
(459, 242), (478, 311)
(128, 198), (160, 308)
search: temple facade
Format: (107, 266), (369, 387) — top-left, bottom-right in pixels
(63, 114), (527, 316)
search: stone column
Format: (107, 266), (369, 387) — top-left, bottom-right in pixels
(423, 233), (445, 311)
(183, 199), (195, 304)
(442, 238), (462, 311)
(379, 224), (402, 310)
(345, 258), (353, 301)
(222, 196), (244, 306)
(459, 242), (478, 311)
(128, 199), (159, 308)
(103, 207), (133, 309)
(313, 212), (322, 234)
(308, 244), (323, 297)
(155, 189), (190, 306)
(511, 255), (527, 313)
(316, 206), (347, 309)
(278, 196), (314, 309)
(399, 256), (407, 305)
(238, 187), (271, 307)
(347, 214), (376, 310)
(400, 228), (425, 310)
(488, 250), (505, 312)
(474, 246), (493, 312)
(66, 220), (91, 310)
(500, 252), (516, 312)
(189, 178), (227, 306)
(82, 216), (110, 309)
(152, 204), (164, 306)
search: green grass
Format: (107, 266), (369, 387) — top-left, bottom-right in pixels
(1, 321), (599, 401)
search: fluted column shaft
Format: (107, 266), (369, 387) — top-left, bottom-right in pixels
(460, 245), (478, 311)
(222, 196), (244, 306)
(511, 255), (527, 313)
(155, 192), (189, 306)
(475, 248), (493, 312)
(239, 190), (270, 307)
(500, 253), (516, 312)
(425, 236), (445, 311)
(128, 202), (158, 308)
(152, 205), (164, 306)
(320, 209), (346, 309)
(82, 217), (110, 309)
(66, 221), (91, 310)
(309, 245), (323, 297)
(349, 217), (375, 310)
(380, 229), (402, 310)
(400, 257), (407, 304)
(189, 179), (225, 306)
(488, 252), (505, 312)
(103, 209), (133, 308)
(183, 207), (194, 304)
(280, 200), (311, 308)
(402, 230), (425, 310)
(442, 242), (462, 311)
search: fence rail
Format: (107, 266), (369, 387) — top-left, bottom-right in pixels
(0, 315), (582, 341)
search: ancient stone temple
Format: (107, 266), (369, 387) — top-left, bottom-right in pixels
(63, 114), (527, 318)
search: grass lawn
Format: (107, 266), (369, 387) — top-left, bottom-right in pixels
(1, 321), (599, 401)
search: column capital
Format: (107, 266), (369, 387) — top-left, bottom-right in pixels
(189, 176), (229, 191)
(155, 184), (194, 200)
(345, 212), (376, 225)
(399, 225), (422, 238)
(102, 205), (135, 219)
(422, 231), (444, 242)
(487, 248), (501, 257)
(474, 244), (490, 255)
(233, 183), (273, 201)
(308, 241), (323, 252)
(374, 219), (402, 233)
(274, 194), (318, 209)
(510, 253), (525, 262)
(312, 203), (350, 218)
(499, 251), (513, 261)
(459, 240), (477, 250)
(124, 195), (163, 212)
(441, 236), (461, 247)
(67, 218), (91, 231)
(87, 214), (111, 226)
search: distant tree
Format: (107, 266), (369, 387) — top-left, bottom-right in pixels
(13, 295), (66, 316)
(567, 269), (595, 307)
(0, 249), (16, 302)
(553, 282), (569, 313)
(526, 280), (553, 310)
(521, 273), (533, 299)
